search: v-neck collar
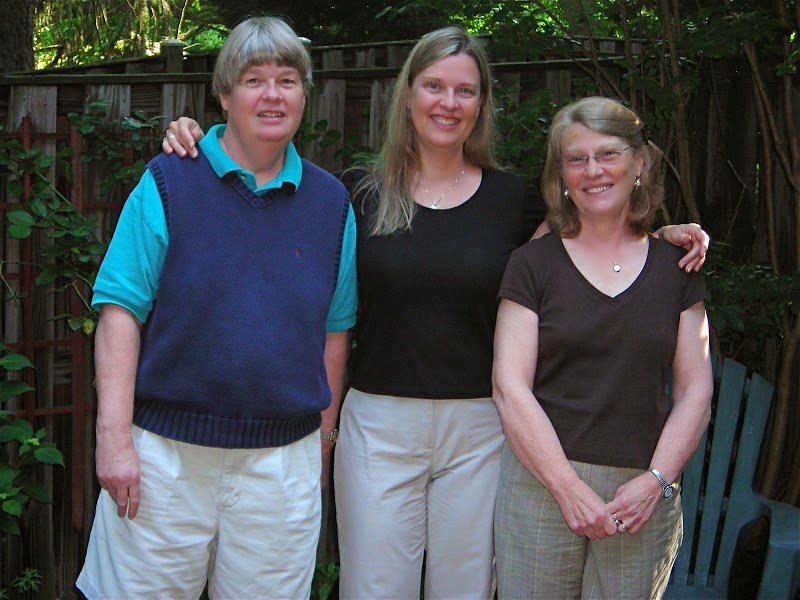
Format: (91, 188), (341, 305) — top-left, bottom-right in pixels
(557, 235), (652, 301)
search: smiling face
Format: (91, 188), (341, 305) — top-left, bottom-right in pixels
(560, 123), (644, 222)
(408, 52), (482, 154)
(219, 62), (306, 147)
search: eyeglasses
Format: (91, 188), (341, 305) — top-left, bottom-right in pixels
(561, 147), (632, 170)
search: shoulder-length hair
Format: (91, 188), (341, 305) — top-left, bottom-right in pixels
(355, 26), (501, 236)
(212, 16), (312, 99)
(542, 96), (663, 237)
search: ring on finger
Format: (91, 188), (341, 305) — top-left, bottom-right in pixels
(167, 133), (176, 139)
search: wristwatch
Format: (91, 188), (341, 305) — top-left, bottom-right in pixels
(320, 429), (339, 443)
(648, 468), (675, 498)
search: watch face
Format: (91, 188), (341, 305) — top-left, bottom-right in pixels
(664, 486), (674, 498)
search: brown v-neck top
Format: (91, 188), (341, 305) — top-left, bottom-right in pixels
(498, 232), (707, 469)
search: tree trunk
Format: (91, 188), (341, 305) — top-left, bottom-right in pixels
(0, 0), (34, 73)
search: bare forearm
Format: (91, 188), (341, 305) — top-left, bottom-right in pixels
(93, 304), (144, 518)
(95, 305), (141, 435)
(649, 385), (711, 483)
(494, 384), (579, 492)
(494, 381), (617, 538)
(321, 330), (349, 432)
(651, 302), (713, 482)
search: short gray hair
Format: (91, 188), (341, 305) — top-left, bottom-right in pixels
(212, 16), (312, 98)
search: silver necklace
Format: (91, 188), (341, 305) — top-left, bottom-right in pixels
(418, 168), (466, 209)
(613, 262), (621, 273)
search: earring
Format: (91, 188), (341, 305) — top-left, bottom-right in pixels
(634, 176), (641, 189)
(563, 188), (570, 199)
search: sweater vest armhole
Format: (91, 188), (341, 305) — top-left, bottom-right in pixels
(146, 158), (171, 229)
(332, 195), (349, 283)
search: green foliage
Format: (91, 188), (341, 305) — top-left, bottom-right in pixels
(296, 119), (377, 167)
(0, 344), (63, 537)
(0, 567), (43, 600)
(34, 0), (229, 69)
(0, 132), (104, 334)
(11, 568), (42, 595)
(494, 88), (557, 180)
(311, 562), (340, 600)
(68, 100), (163, 198)
(703, 247), (799, 369)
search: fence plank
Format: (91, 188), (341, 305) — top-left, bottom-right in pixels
(161, 82), (206, 130)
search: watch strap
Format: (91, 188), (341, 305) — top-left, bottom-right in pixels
(320, 429), (339, 443)
(648, 467), (673, 497)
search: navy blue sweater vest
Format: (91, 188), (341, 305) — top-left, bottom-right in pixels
(133, 151), (350, 448)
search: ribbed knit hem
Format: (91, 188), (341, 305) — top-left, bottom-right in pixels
(133, 398), (322, 449)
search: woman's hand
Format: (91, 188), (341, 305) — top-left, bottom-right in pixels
(96, 429), (141, 519)
(554, 479), (620, 540)
(605, 472), (664, 535)
(161, 117), (205, 158)
(654, 223), (710, 272)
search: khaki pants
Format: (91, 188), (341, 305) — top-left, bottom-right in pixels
(334, 389), (505, 600)
(495, 444), (683, 600)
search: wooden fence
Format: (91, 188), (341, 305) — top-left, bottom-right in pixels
(0, 35), (773, 599)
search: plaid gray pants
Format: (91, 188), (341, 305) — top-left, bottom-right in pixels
(495, 443), (682, 600)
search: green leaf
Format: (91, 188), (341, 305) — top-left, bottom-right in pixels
(0, 465), (19, 488)
(0, 354), (34, 371)
(0, 420), (33, 443)
(121, 116), (144, 130)
(67, 317), (85, 332)
(36, 155), (55, 170)
(7, 224), (32, 239)
(6, 211), (35, 226)
(34, 271), (59, 286)
(34, 446), (64, 467)
(2, 500), (22, 517)
(0, 381), (34, 403)
(30, 199), (48, 217)
(19, 478), (51, 504)
(0, 515), (21, 536)
(85, 241), (107, 255)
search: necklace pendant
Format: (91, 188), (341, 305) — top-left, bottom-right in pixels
(613, 262), (621, 273)
(430, 203), (439, 210)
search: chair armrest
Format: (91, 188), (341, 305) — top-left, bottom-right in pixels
(757, 498), (800, 600)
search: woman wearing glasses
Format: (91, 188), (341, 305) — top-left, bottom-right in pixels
(492, 96), (713, 600)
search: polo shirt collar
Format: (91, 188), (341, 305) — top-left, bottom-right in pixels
(198, 124), (302, 194)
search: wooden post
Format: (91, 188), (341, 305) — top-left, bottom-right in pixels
(160, 39), (186, 74)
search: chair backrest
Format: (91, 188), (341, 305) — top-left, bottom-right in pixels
(667, 356), (775, 598)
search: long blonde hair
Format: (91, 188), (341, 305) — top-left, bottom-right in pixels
(354, 26), (501, 236)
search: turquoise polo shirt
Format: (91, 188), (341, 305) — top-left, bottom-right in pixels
(92, 124), (357, 332)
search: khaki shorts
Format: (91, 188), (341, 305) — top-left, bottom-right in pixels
(77, 426), (321, 599)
